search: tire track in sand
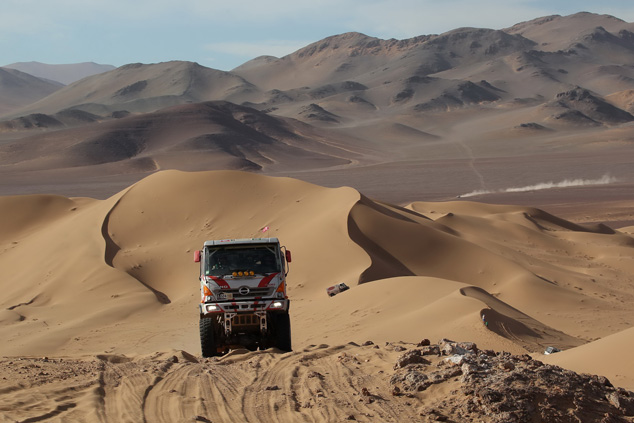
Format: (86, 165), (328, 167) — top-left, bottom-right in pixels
(1, 345), (420, 423)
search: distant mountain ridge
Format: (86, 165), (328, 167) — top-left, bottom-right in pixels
(5, 61), (254, 117)
(0, 67), (63, 115)
(2, 61), (116, 85)
(5, 12), (633, 120)
(2, 12), (634, 184)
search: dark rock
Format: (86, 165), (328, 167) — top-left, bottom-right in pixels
(421, 345), (441, 356)
(456, 342), (478, 353)
(394, 349), (431, 369)
(500, 360), (515, 371)
(607, 391), (634, 416)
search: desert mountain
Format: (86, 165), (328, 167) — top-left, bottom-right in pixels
(505, 12), (634, 52)
(6, 61), (256, 118)
(5, 12), (634, 124)
(0, 109), (104, 132)
(0, 101), (367, 172)
(0, 67), (62, 115)
(234, 28), (536, 92)
(1, 12), (634, 216)
(2, 61), (116, 85)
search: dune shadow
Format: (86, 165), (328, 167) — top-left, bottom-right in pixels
(461, 286), (584, 352)
(523, 211), (615, 235)
(101, 199), (121, 267)
(101, 197), (171, 304)
(347, 204), (415, 284)
(480, 307), (542, 341)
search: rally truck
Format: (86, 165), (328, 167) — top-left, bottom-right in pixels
(194, 238), (292, 357)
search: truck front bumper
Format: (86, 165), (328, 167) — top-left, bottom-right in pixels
(199, 299), (290, 336)
(199, 298), (289, 316)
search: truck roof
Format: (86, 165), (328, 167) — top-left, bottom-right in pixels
(203, 238), (280, 247)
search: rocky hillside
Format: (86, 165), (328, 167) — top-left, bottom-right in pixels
(391, 339), (634, 422)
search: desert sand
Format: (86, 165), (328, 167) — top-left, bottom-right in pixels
(1, 11), (634, 422)
(0, 170), (633, 422)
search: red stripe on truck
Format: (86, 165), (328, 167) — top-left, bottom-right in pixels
(210, 276), (230, 289)
(258, 272), (280, 287)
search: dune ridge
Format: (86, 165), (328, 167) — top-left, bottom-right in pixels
(0, 171), (632, 392)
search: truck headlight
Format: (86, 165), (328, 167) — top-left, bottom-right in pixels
(270, 301), (284, 309)
(205, 304), (221, 313)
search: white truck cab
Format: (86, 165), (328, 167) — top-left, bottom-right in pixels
(195, 238), (292, 356)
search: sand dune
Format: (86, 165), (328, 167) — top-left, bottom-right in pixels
(544, 325), (634, 390)
(1, 171), (633, 391)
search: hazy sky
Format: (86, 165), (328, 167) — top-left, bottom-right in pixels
(2, 0), (634, 71)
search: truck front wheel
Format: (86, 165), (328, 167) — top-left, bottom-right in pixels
(200, 317), (222, 357)
(271, 312), (292, 352)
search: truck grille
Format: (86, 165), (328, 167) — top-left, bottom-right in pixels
(232, 314), (260, 326)
(225, 303), (267, 311)
(223, 286), (273, 299)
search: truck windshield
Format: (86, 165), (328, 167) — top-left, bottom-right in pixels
(205, 245), (280, 277)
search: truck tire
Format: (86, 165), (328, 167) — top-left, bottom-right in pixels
(200, 318), (221, 357)
(272, 312), (292, 352)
